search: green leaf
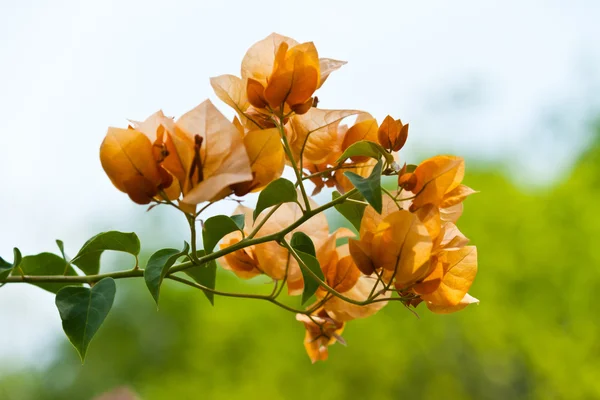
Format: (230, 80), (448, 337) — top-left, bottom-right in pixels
(144, 242), (190, 307)
(405, 164), (417, 173)
(332, 191), (367, 231)
(184, 250), (217, 305)
(230, 214), (245, 231)
(202, 215), (244, 253)
(344, 159), (383, 214)
(55, 277), (116, 363)
(293, 249), (325, 305)
(336, 140), (394, 164)
(290, 234), (324, 304)
(253, 178), (297, 221)
(14, 253), (81, 293)
(71, 231), (140, 275)
(290, 232), (316, 257)
(0, 248), (22, 281)
(56, 240), (68, 261)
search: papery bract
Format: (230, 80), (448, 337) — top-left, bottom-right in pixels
(421, 246), (478, 307)
(100, 127), (173, 205)
(296, 309), (345, 363)
(164, 100), (253, 206)
(231, 128), (285, 195)
(377, 115), (408, 152)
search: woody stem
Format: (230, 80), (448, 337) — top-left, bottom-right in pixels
(0, 188), (374, 308)
(186, 214), (202, 264)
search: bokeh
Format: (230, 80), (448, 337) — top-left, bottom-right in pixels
(2, 1), (600, 399)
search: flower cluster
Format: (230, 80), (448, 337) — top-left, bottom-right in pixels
(99, 33), (479, 363)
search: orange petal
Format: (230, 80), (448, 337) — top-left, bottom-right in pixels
(328, 255), (361, 293)
(348, 237), (375, 275)
(318, 58), (347, 89)
(243, 128), (285, 191)
(413, 258), (444, 295)
(421, 246), (478, 306)
(426, 293), (479, 314)
(173, 100), (253, 204)
(246, 78), (268, 109)
(100, 127), (163, 202)
(289, 108), (361, 164)
(441, 184), (477, 208)
(241, 33), (299, 83)
(291, 97), (314, 115)
(341, 118), (379, 162)
(377, 116), (408, 152)
(377, 115), (399, 150)
(264, 42), (320, 108)
(219, 236), (262, 279)
(210, 74), (250, 115)
(370, 210), (433, 287)
(410, 156), (465, 210)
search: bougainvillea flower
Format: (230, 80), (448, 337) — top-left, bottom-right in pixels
(259, 41), (320, 112)
(100, 115), (178, 205)
(407, 156), (473, 211)
(162, 100), (253, 206)
(377, 115), (409, 152)
(296, 308), (345, 363)
(397, 156), (476, 238)
(211, 33), (346, 126)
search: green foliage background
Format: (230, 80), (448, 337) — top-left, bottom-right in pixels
(1, 135), (599, 400)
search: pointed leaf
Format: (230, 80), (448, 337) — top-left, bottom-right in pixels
(0, 248), (22, 280)
(253, 178), (297, 221)
(144, 242), (190, 306)
(290, 232), (316, 257)
(343, 159), (383, 214)
(56, 240), (68, 262)
(332, 191), (366, 231)
(71, 231), (140, 275)
(55, 277), (116, 362)
(336, 140), (394, 164)
(14, 253), (80, 293)
(202, 215), (244, 253)
(184, 250), (217, 305)
(293, 249), (325, 305)
(230, 214), (245, 231)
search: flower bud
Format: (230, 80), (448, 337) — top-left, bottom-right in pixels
(377, 115), (409, 152)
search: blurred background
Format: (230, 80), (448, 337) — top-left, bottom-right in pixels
(1, 1), (600, 399)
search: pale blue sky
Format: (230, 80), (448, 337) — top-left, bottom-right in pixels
(1, 0), (599, 365)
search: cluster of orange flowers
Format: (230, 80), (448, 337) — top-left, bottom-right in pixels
(100, 33), (478, 363)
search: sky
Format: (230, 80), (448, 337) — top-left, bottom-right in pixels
(1, 0), (600, 365)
